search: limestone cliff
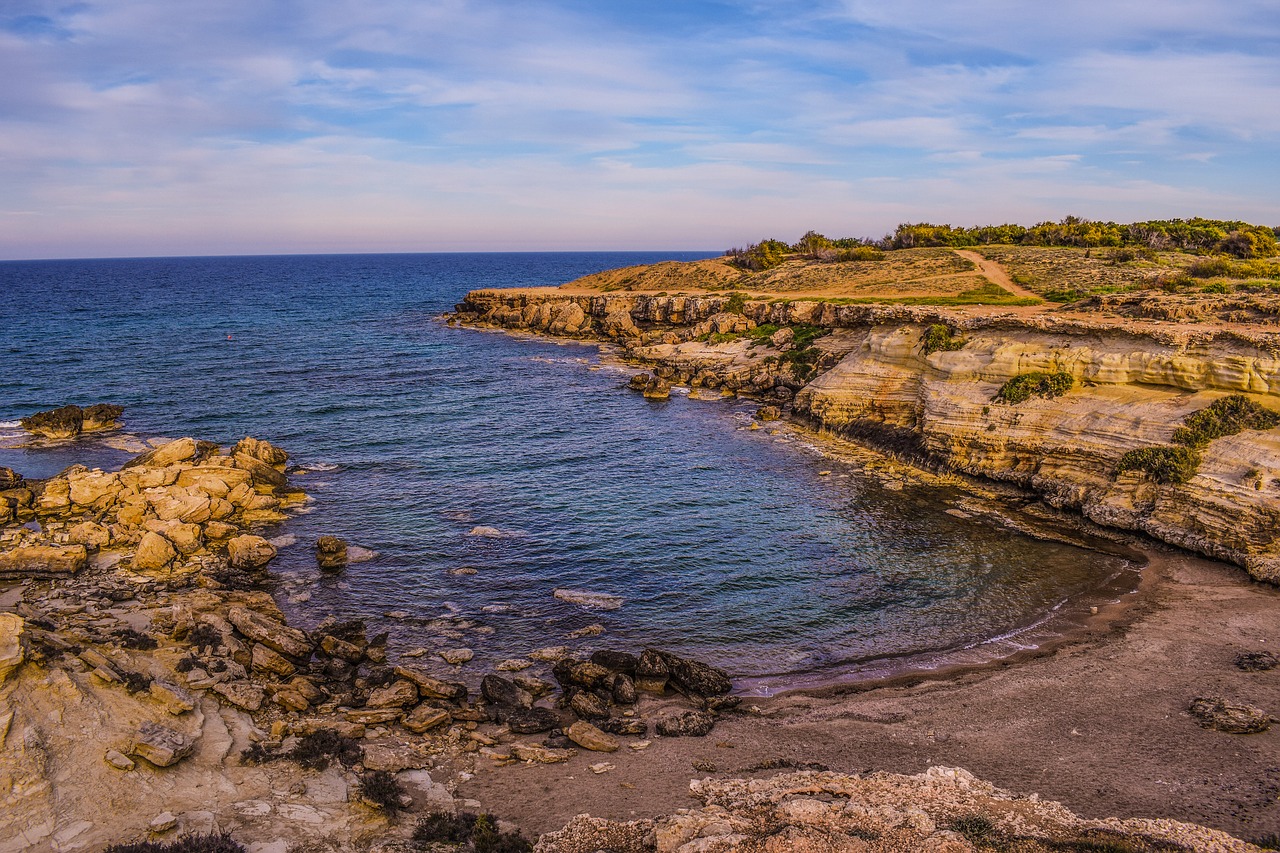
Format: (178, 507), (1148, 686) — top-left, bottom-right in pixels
(454, 290), (1280, 583)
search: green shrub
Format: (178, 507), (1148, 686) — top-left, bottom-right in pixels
(1116, 446), (1201, 484)
(1172, 394), (1280, 447)
(836, 246), (885, 261)
(722, 291), (748, 314)
(1199, 281), (1233, 293)
(1187, 257), (1234, 278)
(994, 372), (1074, 404)
(922, 324), (966, 355)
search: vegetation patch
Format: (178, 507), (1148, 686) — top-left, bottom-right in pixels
(288, 728), (363, 770)
(1171, 394), (1280, 447)
(722, 291), (748, 314)
(1115, 446), (1202, 485)
(412, 811), (533, 852)
(357, 769), (406, 814)
(105, 833), (245, 853)
(922, 324), (966, 355)
(994, 372), (1074, 404)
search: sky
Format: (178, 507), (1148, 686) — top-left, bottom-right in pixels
(2, 0), (1278, 259)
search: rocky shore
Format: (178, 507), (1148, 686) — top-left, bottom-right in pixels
(0, 412), (763, 851)
(452, 290), (1280, 584)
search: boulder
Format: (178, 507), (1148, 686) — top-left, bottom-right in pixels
(131, 721), (196, 767)
(506, 706), (562, 734)
(655, 710), (716, 738)
(440, 648), (474, 665)
(273, 689), (310, 712)
(319, 634), (365, 662)
(233, 436), (289, 467)
(599, 717), (648, 737)
(0, 544), (88, 578)
(315, 536), (348, 571)
(133, 532), (178, 573)
(628, 373), (650, 390)
(611, 673), (638, 705)
(1189, 696), (1272, 733)
(233, 454), (288, 491)
(166, 523), (204, 554)
(366, 679), (420, 708)
(213, 680), (265, 711)
(66, 521), (111, 550)
(567, 721), (619, 752)
(591, 650), (638, 674)
(552, 659), (612, 690)
(82, 403), (124, 431)
(0, 613), (25, 682)
(651, 649), (732, 696)
(642, 377), (670, 400)
(125, 438), (204, 469)
(634, 649), (669, 694)
(345, 708), (403, 725)
(403, 704), (452, 734)
(226, 535), (277, 571)
(569, 691), (610, 721)
(0, 468), (22, 490)
(66, 466), (121, 504)
(227, 607), (312, 658)
(251, 643), (297, 678)
(175, 467), (252, 496)
(394, 665), (467, 702)
(20, 405), (86, 439)
(149, 680), (197, 715)
(482, 674), (532, 709)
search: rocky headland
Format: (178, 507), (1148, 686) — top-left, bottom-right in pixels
(451, 289), (1280, 584)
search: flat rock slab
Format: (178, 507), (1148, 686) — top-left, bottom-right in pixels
(0, 545), (87, 578)
(132, 721), (196, 767)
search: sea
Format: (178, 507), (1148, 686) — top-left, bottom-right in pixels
(0, 252), (1138, 694)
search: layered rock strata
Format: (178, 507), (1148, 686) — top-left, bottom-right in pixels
(455, 290), (1280, 582)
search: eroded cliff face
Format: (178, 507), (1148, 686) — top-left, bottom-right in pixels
(454, 290), (1280, 583)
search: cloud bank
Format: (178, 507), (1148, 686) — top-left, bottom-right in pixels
(1, 0), (1277, 258)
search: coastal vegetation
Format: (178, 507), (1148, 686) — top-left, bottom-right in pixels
(1116, 395), (1279, 484)
(922, 323), (966, 355)
(994, 372), (1075, 404)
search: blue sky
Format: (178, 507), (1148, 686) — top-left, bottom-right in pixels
(2, 0), (1278, 259)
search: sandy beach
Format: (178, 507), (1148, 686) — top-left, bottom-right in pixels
(455, 544), (1280, 841)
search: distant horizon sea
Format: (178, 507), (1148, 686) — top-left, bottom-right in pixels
(0, 252), (1137, 693)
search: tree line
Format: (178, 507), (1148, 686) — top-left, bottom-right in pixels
(726, 217), (1280, 271)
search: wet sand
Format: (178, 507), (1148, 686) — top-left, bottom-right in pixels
(456, 547), (1280, 841)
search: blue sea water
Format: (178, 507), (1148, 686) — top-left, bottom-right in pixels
(0, 253), (1135, 691)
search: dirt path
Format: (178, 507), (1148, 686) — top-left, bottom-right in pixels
(953, 249), (1044, 300)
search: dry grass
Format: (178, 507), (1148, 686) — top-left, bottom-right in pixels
(975, 245), (1191, 300)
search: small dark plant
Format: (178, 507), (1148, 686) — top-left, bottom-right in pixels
(995, 372), (1074, 404)
(239, 742), (280, 766)
(113, 627), (159, 650)
(1235, 651), (1279, 672)
(357, 769), (406, 815)
(174, 655), (198, 673)
(288, 728), (363, 770)
(948, 814), (1004, 847)
(121, 671), (153, 694)
(412, 811), (533, 852)
(1252, 833), (1280, 850)
(188, 623), (221, 650)
(105, 832), (245, 853)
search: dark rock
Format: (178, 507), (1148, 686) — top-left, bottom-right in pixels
(314, 537), (349, 571)
(591, 650), (638, 674)
(393, 665), (467, 702)
(701, 695), (742, 713)
(507, 706), (562, 734)
(0, 468), (22, 490)
(642, 377), (671, 400)
(1189, 696), (1272, 733)
(553, 659), (612, 691)
(542, 732), (573, 750)
(482, 674), (532, 709)
(599, 717), (647, 737)
(1235, 652), (1278, 672)
(82, 403), (124, 431)
(628, 373), (650, 390)
(611, 673), (638, 706)
(655, 710), (716, 738)
(569, 691), (610, 721)
(652, 649), (732, 696)
(756, 405), (782, 422)
(635, 649), (669, 694)
(21, 405), (85, 439)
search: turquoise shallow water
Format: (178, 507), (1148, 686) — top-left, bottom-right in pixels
(0, 253), (1136, 691)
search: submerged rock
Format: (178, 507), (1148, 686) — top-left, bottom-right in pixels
(315, 535), (348, 571)
(553, 588), (623, 611)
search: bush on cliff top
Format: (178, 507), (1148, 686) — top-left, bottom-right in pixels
(1172, 394), (1280, 448)
(994, 371), (1074, 404)
(1116, 446), (1202, 485)
(922, 324), (966, 355)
